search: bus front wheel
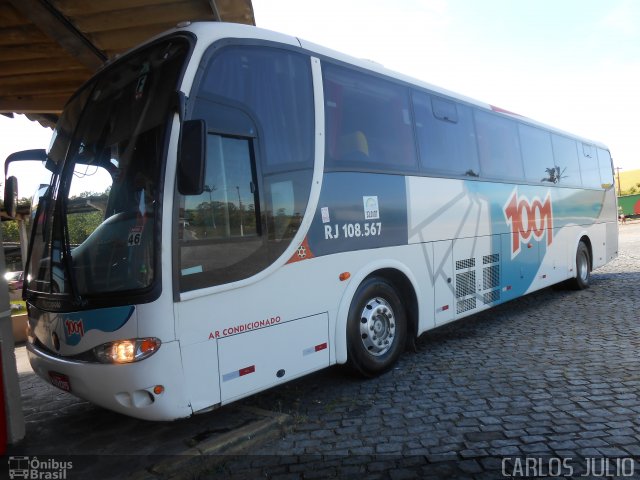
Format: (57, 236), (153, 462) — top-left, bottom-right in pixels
(346, 277), (407, 377)
(569, 241), (591, 290)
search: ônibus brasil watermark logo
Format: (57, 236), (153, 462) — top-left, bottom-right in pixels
(8, 456), (73, 479)
(504, 188), (553, 258)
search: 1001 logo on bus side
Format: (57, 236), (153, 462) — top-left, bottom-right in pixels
(504, 188), (553, 258)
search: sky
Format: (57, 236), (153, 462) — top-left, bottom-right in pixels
(0, 115), (53, 200)
(1, 0), (638, 198)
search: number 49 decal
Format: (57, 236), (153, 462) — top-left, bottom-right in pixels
(128, 227), (143, 246)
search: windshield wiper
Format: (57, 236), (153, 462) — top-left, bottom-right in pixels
(60, 194), (86, 307)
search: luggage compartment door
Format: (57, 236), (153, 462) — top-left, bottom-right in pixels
(218, 313), (329, 403)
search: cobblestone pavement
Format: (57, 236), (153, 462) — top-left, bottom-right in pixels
(217, 222), (640, 479)
(8, 223), (638, 479)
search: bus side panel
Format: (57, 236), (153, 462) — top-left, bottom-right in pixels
(218, 313), (329, 404)
(500, 232), (539, 301)
(433, 240), (454, 326)
(589, 222), (607, 270)
(406, 177), (493, 244)
(600, 186), (619, 221)
(451, 235), (502, 320)
(534, 225), (569, 288)
(180, 339), (220, 413)
(606, 221), (618, 262)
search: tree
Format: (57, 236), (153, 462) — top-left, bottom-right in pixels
(1, 220), (20, 242)
(1, 197), (32, 241)
(66, 211), (102, 245)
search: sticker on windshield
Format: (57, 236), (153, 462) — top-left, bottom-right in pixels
(128, 226), (143, 246)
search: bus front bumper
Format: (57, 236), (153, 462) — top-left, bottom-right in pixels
(27, 340), (192, 421)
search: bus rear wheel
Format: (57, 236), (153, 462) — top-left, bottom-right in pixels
(568, 241), (591, 290)
(346, 277), (406, 377)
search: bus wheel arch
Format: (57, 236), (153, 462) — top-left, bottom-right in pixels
(569, 236), (592, 290)
(336, 265), (419, 377)
(578, 235), (593, 271)
(374, 268), (418, 351)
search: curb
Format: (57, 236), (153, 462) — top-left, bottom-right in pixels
(130, 407), (291, 479)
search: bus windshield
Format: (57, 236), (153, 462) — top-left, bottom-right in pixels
(26, 37), (190, 307)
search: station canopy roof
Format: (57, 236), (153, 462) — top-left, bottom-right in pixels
(0, 0), (255, 128)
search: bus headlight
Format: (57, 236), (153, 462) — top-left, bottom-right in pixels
(93, 338), (161, 364)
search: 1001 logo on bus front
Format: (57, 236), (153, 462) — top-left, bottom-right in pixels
(65, 318), (85, 338)
(503, 188), (553, 258)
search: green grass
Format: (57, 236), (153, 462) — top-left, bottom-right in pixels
(10, 300), (26, 316)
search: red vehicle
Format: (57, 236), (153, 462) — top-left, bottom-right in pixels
(4, 271), (24, 292)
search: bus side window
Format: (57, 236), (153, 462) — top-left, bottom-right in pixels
(323, 63), (417, 171)
(579, 142), (602, 189)
(475, 109), (524, 181)
(551, 135), (582, 187)
(338, 131), (369, 162)
(596, 148), (614, 189)
(518, 123), (553, 184)
(413, 91), (479, 177)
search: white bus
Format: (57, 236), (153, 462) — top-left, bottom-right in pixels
(6, 22), (617, 420)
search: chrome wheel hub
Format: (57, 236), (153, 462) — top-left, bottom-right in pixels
(359, 297), (395, 356)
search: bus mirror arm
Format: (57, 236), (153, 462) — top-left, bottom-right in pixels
(4, 148), (51, 219)
(4, 148), (47, 177)
(177, 119), (207, 195)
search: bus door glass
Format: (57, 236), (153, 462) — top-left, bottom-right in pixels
(178, 45), (315, 292)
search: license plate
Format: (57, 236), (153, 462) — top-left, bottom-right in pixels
(49, 371), (71, 392)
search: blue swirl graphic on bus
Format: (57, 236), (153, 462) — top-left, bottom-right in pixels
(63, 306), (135, 346)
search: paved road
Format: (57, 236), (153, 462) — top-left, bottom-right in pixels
(221, 222), (640, 478)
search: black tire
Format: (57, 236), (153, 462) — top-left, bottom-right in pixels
(346, 276), (407, 377)
(568, 241), (591, 290)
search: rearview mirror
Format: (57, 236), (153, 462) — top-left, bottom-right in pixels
(177, 119), (207, 195)
(4, 175), (18, 219)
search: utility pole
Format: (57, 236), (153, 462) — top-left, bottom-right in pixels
(204, 184), (216, 229)
(615, 166), (623, 195)
(236, 186), (243, 237)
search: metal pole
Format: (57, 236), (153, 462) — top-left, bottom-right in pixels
(0, 223), (25, 448)
(236, 186), (243, 237)
(204, 185), (216, 229)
